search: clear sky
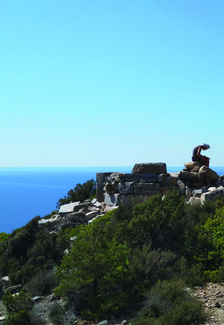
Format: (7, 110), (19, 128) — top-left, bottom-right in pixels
(0, 0), (223, 167)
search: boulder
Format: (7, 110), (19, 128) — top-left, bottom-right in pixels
(199, 166), (219, 182)
(59, 202), (81, 215)
(188, 197), (201, 205)
(178, 171), (198, 180)
(132, 162), (167, 174)
(184, 161), (202, 171)
(201, 187), (224, 203)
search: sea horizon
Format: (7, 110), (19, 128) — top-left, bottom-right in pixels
(0, 166), (223, 234)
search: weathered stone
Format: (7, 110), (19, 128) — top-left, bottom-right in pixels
(118, 182), (134, 194)
(96, 172), (113, 202)
(185, 186), (192, 200)
(119, 173), (141, 182)
(192, 189), (203, 198)
(201, 188), (224, 203)
(132, 162), (167, 174)
(66, 212), (88, 224)
(134, 183), (154, 191)
(188, 197), (201, 205)
(141, 189), (160, 195)
(184, 161), (202, 170)
(199, 166), (219, 181)
(85, 211), (98, 219)
(91, 198), (102, 208)
(157, 173), (178, 186)
(178, 171), (198, 180)
(176, 179), (185, 194)
(104, 182), (118, 194)
(59, 202), (81, 215)
(141, 173), (157, 183)
(104, 193), (119, 206)
(73, 203), (87, 212)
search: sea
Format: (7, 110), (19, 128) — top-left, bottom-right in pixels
(0, 166), (224, 234)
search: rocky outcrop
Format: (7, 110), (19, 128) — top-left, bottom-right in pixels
(38, 198), (110, 230)
(97, 162), (224, 207)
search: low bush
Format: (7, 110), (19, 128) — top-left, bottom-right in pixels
(26, 269), (59, 296)
(132, 279), (207, 325)
(57, 179), (96, 207)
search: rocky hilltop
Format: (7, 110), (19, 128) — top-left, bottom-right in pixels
(97, 162), (224, 207)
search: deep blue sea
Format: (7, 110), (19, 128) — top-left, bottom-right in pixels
(0, 166), (223, 234)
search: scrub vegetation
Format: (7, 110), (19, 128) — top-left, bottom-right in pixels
(1, 180), (224, 324)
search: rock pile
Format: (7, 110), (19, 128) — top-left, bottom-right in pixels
(96, 162), (224, 206)
(38, 198), (107, 229)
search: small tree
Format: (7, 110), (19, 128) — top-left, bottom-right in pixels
(57, 179), (96, 208)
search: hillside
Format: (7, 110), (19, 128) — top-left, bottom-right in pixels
(1, 169), (224, 324)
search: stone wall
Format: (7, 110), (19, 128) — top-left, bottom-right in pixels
(96, 162), (224, 206)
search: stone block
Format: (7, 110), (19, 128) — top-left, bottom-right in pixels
(192, 189), (203, 198)
(141, 173), (157, 183)
(132, 162), (167, 174)
(134, 183), (154, 191)
(141, 189), (160, 195)
(157, 173), (177, 186)
(96, 172), (113, 202)
(119, 173), (141, 183)
(118, 182), (134, 194)
(104, 193), (119, 206)
(178, 171), (198, 180)
(59, 202), (81, 215)
(201, 188), (224, 203)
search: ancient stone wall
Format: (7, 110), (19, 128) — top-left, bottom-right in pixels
(96, 162), (224, 206)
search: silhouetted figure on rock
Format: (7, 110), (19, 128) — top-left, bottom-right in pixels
(192, 143), (210, 167)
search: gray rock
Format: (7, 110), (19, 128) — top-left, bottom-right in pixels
(178, 171), (198, 180)
(59, 202), (81, 215)
(199, 166), (219, 182)
(141, 173), (157, 183)
(185, 186), (192, 200)
(192, 189), (203, 198)
(96, 172), (113, 202)
(176, 179), (185, 194)
(132, 162), (167, 174)
(118, 182), (134, 194)
(91, 198), (102, 208)
(201, 188), (224, 203)
(119, 173), (141, 182)
(104, 193), (119, 206)
(188, 197), (201, 205)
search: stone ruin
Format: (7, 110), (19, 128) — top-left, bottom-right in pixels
(38, 162), (224, 230)
(96, 162), (224, 206)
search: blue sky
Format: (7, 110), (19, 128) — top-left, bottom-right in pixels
(0, 0), (223, 167)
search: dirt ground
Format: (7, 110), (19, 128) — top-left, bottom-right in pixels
(193, 283), (224, 325)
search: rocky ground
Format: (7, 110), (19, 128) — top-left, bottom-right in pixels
(193, 283), (224, 325)
(1, 284), (224, 324)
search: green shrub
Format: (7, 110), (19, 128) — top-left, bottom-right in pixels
(0, 232), (9, 242)
(3, 287), (33, 325)
(57, 179), (96, 207)
(132, 279), (207, 325)
(26, 269), (59, 296)
(193, 206), (224, 281)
